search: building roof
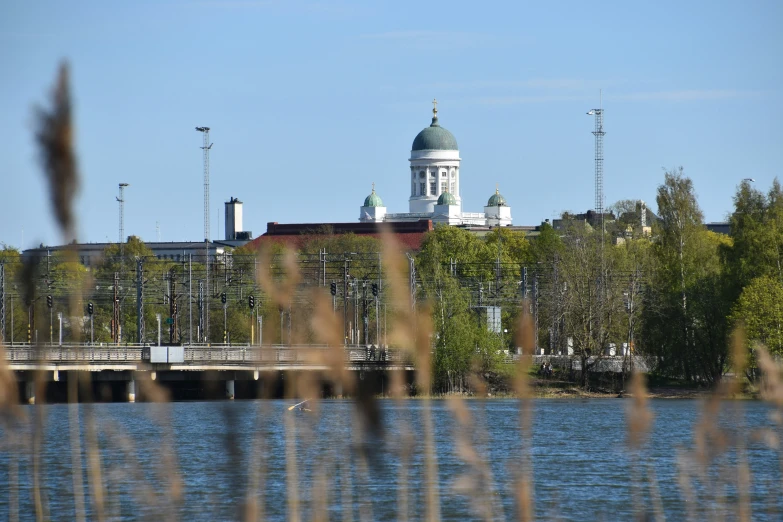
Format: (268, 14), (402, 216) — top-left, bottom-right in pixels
(487, 188), (507, 207)
(248, 220), (434, 251)
(363, 187), (384, 207)
(411, 107), (458, 151)
(437, 191), (457, 206)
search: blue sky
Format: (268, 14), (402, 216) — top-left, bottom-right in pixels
(1, 0), (781, 248)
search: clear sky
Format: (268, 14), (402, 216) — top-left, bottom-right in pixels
(1, 0), (781, 248)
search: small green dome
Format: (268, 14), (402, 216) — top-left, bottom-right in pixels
(364, 187), (383, 207)
(487, 188), (507, 207)
(437, 191), (457, 206)
(412, 104), (458, 151)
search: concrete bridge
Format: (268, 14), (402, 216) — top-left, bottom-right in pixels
(4, 343), (414, 403)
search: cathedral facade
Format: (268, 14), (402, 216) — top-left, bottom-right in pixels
(359, 102), (512, 227)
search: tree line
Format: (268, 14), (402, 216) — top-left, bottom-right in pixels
(2, 169), (780, 391)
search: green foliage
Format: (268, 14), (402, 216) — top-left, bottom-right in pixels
(731, 275), (783, 356)
(641, 170), (732, 383)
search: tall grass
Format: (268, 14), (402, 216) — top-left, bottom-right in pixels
(1, 63), (782, 521)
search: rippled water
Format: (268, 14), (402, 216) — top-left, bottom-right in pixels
(1, 399), (781, 520)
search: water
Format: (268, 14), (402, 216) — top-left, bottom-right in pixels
(1, 399), (781, 520)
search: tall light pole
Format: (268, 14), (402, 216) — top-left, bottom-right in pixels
(195, 127), (212, 342)
(195, 127), (213, 242)
(117, 183), (129, 251)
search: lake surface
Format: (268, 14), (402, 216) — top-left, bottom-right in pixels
(1, 399), (781, 520)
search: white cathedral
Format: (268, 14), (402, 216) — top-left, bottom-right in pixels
(359, 101), (512, 227)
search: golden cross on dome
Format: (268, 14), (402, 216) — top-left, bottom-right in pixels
(496, 183), (499, 194)
(432, 98), (438, 116)
(372, 182), (375, 192)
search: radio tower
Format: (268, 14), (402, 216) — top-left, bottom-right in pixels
(117, 183), (129, 251)
(587, 91), (605, 233)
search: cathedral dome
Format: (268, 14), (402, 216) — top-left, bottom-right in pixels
(487, 188), (507, 207)
(363, 186), (383, 207)
(437, 191), (457, 206)
(411, 103), (458, 151)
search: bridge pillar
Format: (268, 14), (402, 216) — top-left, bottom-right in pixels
(25, 381), (35, 405)
(127, 379), (136, 403)
(226, 380), (235, 400)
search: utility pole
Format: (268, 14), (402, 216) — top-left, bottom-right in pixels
(112, 271), (120, 344)
(189, 254), (193, 344)
(170, 269), (178, 344)
(198, 280), (204, 342)
(136, 259), (144, 344)
(406, 253), (416, 311)
(0, 263), (5, 344)
(117, 183), (129, 253)
(343, 257), (350, 344)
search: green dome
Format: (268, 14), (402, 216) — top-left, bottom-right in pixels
(412, 108), (458, 151)
(364, 187), (383, 207)
(487, 189), (507, 207)
(437, 191), (457, 205)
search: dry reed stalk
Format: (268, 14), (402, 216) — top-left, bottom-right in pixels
(512, 300), (535, 521)
(731, 328), (752, 522)
(352, 409), (375, 522)
(312, 462), (330, 522)
(624, 372), (661, 521)
(84, 403), (107, 521)
(645, 464), (664, 522)
(284, 375), (302, 522)
(755, 345), (783, 517)
(448, 395), (494, 521)
(341, 447), (354, 522)
(675, 448), (696, 522)
(34, 62), (79, 243)
(32, 376), (46, 519)
(246, 379), (274, 522)
(67, 377), (86, 522)
(9, 450), (19, 522)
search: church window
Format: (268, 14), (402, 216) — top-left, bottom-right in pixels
(451, 171), (455, 178)
(441, 181), (447, 193)
(441, 172), (446, 177)
(430, 181), (436, 195)
(419, 171), (425, 178)
(420, 182), (425, 195)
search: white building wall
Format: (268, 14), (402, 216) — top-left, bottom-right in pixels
(359, 206), (386, 222)
(408, 149), (461, 214)
(484, 205), (513, 227)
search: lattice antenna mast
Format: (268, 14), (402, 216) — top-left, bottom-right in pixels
(587, 93), (605, 231)
(117, 183), (129, 251)
(195, 127), (213, 242)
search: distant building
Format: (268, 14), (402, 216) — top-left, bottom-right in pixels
(22, 239), (243, 268)
(358, 102), (514, 227)
(249, 220), (435, 251)
(224, 197), (253, 241)
(706, 222), (730, 235)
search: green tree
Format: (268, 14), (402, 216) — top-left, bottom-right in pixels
(642, 169), (731, 383)
(731, 275), (783, 357)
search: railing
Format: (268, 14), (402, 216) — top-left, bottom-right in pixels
(4, 344), (411, 367)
